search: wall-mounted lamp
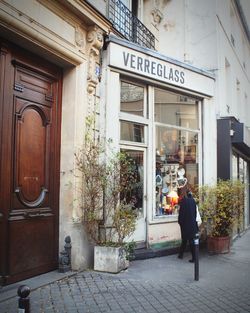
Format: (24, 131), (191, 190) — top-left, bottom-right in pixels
(230, 129), (235, 137)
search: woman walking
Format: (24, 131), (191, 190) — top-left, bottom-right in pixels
(178, 186), (198, 262)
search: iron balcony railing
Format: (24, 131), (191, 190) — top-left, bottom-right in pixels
(108, 0), (155, 50)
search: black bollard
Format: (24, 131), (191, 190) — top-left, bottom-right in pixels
(59, 236), (72, 273)
(194, 233), (199, 281)
(18, 285), (30, 313)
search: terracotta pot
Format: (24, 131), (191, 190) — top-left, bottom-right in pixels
(207, 236), (231, 254)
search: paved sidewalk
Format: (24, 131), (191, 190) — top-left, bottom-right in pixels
(1, 229), (250, 313)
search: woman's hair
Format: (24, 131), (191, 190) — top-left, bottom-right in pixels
(178, 185), (187, 199)
(178, 184), (192, 199)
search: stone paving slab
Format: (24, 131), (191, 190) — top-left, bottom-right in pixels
(1, 271), (250, 313)
(1, 229), (250, 313)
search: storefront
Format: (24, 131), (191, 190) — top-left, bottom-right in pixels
(217, 117), (250, 234)
(102, 35), (215, 249)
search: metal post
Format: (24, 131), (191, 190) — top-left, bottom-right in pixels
(18, 285), (30, 313)
(194, 233), (199, 281)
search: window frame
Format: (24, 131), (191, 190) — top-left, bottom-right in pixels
(152, 87), (202, 221)
(119, 79), (149, 148)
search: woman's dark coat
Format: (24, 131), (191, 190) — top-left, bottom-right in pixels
(178, 196), (198, 240)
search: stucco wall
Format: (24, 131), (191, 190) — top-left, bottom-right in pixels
(0, 0), (109, 270)
(148, 222), (181, 249)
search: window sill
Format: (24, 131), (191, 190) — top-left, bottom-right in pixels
(149, 214), (178, 224)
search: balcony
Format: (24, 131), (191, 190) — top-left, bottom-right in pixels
(108, 0), (155, 50)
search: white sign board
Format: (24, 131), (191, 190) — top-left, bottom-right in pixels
(108, 42), (214, 97)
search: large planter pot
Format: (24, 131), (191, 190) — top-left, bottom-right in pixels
(207, 236), (231, 254)
(94, 246), (129, 273)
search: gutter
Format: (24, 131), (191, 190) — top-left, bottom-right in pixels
(235, 0), (250, 43)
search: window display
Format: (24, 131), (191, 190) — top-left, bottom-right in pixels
(155, 163), (182, 215)
(155, 88), (199, 216)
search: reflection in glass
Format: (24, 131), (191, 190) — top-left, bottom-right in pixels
(232, 156), (247, 234)
(120, 121), (144, 142)
(155, 88), (199, 129)
(232, 154), (238, 180)
(239, 157), (245, 183)
(121, 81), (144, 116)
(121, 149), (144, 215)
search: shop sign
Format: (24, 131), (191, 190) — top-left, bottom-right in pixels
(108, 42), (214, 97)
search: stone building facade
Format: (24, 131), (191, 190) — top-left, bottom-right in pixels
(0, 0), (249, 284)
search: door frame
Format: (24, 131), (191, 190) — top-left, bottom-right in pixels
(0, 39), (62, 284)
(120, 145), (147, 247)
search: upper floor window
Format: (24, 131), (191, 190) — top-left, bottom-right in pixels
(108, 0), (155, 49)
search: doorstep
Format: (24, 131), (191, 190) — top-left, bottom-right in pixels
(0, 270), (76, 302)
(134, 247), (179, 260)
(134, 240), (207, 260)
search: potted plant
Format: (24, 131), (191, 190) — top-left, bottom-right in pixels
(195, 179), (244, 254)
(75, 115), (137, 272)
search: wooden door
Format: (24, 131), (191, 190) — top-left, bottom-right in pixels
(0, 41), (62, 284)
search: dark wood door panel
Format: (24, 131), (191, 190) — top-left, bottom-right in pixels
(13, 63), (54, 106)
(9, 218), (55, 274)
(14, 98), (50, 209)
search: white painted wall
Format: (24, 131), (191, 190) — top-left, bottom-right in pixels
(216, 0), (250, 126)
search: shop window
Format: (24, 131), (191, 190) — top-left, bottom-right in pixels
(120, 81), (144, 116)
(121, 149), (144, 215)
(154, 88), (199, 217)
(120, 121), (144, 142)
(119, 80), (147, 226)
(232, 154), (249, 231)
(155, 88), (198, 129)
(232, 154), (238, 180)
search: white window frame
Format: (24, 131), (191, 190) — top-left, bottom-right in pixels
(151, 87), (202, 222)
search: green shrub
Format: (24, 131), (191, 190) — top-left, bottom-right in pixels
(75, 115), (137, 246)
(194, 180), (244, 237)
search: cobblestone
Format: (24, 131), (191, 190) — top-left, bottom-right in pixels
(1, 230), (250, 312)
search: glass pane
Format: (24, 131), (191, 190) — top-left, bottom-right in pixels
(239, 157), (245, 183)
(155, 127), (198, 216)
(155, 88), (199, 129)
(120, 121), (144, 142)
(122, 149), (144, 215)
(121, 81), (144, 116)
(232, 154), (238, 180)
